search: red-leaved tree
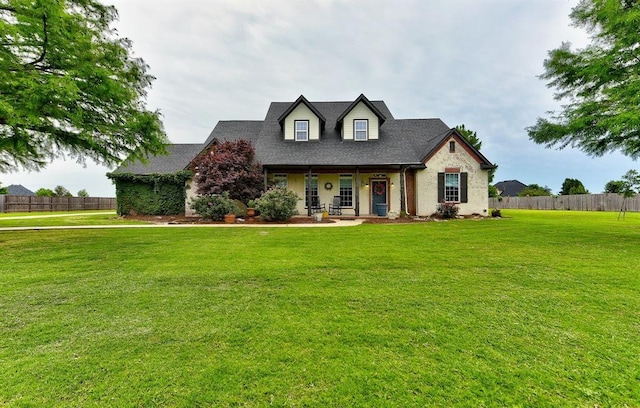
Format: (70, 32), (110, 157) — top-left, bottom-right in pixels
(191, 139), (264, 203)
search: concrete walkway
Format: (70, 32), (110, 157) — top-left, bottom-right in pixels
(0, 218), (364, 231)
(0, 212), (116, 220)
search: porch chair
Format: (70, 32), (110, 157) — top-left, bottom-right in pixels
(310, 196), (325, 213)
(329, 195), (342, 215)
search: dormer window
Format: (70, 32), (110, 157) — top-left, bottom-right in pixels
(295, 120), (309, 141)
(354, 119), (368, 141)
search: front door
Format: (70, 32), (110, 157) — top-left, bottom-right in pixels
(370, 179), (387, 214)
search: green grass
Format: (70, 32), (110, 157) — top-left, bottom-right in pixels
(0, 211), (144, 227)
(1, 210), (639, 406)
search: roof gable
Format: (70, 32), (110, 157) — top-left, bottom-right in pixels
(277, 95), (326, 128)
(422, 128), (495, 169)
(335, 94), (387, 130)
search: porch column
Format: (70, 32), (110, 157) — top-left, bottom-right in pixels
(355, 167), (360, 216)
(263, 168), (268, 190)
(400, 166), (406, 215)
(307, 167), (312, 216)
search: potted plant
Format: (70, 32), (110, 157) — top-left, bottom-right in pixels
(224, 213), (236, 223)
(246, 199), (256, 217)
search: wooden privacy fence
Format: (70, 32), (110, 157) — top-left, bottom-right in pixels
(0, 195), (116, 213)
(489, 193), (640, 212)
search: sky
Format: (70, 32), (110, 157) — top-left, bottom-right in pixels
(4, 0), (639, 197)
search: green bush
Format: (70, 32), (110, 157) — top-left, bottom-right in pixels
(256, 187), (299, 222)
(190, 193), (236, 221)
(107, 172), (192, 215)
(435, 201), (460, 219)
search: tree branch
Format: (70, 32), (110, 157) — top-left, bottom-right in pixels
(27, 12), (48, 67)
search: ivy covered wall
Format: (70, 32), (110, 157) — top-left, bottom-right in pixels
(107, 171), (193, 215)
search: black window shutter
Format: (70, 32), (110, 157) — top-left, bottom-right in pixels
(437, 172), (444, 202)
(460, 172), (468, 203)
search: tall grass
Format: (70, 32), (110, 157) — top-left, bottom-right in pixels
(1, 210), (639, 406)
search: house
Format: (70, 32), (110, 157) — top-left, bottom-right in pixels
(494, 180), (527, 197)
(6, 184), (35, 196)
(111, 94), (495, 217)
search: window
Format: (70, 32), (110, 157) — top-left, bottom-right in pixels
(339, 174), (353, 207)
(304, 174), (318, 207)
(273, 174), (288, 188)
(295, 120), (309, 141)
(449, 141), (456, 153)
(444, 173), (459, 202)
(354, 119), (368, 140)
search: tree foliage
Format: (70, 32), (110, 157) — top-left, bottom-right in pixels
(0, 181), (7, 194)
(53, 185), (72, 197)
(191, 139), (264, 204)
(77, 189), (89, 197)
(35, 187), (54, 196)
(0, 0), (167, 172)
(527, 0), (640, 158)
(518, 184), (552, 197)
(604, 180), (625, 193)
(620, 169), (640, 197)
(560, 178), (589, 195)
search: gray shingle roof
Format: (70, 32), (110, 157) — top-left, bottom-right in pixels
(112, 144), (204, 174)
(114, 97), (494, 174)
(6, 184), (35, 195)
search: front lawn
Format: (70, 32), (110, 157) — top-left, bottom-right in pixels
(1, 210), (639, 406)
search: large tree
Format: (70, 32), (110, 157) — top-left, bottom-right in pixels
(0, 0), (166, 172)
(527, 0), (640, 158)
(190, 139), (264, 204)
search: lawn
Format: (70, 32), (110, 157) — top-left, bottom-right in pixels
(1, 210), (639, 406)
(0, 211), (142, 228)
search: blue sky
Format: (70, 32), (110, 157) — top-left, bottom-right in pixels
(5, 0), (638, 196)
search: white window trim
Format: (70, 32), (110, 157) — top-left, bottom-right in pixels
(354, 119), (368, 141)
(295, 120), (309, 141)
(444, 173), (460, 203)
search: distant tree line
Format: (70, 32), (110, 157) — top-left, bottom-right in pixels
(34, 186), (89, 197)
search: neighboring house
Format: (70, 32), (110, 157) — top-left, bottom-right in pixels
(6, 184), (35, 196)
(112, 94), (495, 217)
(494, 180), (528, 197)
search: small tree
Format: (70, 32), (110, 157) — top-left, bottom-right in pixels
(191, 139), (264, 203)
(35, 188), (54, 197)
(0, 182), (7, 195)
(560, 178), (589, 195)
(618, 170), (640, 219)
(518, 184), (552, 197)
(77, 189), (89, 197)
(53, 185), (72, 197)
(604, 180), (625, 194)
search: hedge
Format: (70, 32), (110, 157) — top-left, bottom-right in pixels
(107, 171), (193, 215)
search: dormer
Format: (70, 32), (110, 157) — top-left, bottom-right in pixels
(277, 95), (326, 141)
(335, 94), (387, 141)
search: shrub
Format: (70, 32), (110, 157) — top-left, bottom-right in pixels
(436, 201), (460, 219)
(190, 192), (236, 221)
(256, 187), (299, 222)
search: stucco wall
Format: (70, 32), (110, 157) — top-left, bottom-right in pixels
(415, 137), (489, 216)
(184, 179), (198, 216)
(341, 102), (380, 140)
(283, 104), (321, 141)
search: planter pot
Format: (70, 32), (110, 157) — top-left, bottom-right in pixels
(313, 212), (323, 222)
(246, 208), (256, 217)
(224, 214), (236, 224)
(387, 211), (398, 220)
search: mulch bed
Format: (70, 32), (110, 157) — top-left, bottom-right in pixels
(121, 214), (487, 225)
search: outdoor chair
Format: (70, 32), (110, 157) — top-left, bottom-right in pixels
(310, 196), (325, 213)
(329, 195), (342, 215)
